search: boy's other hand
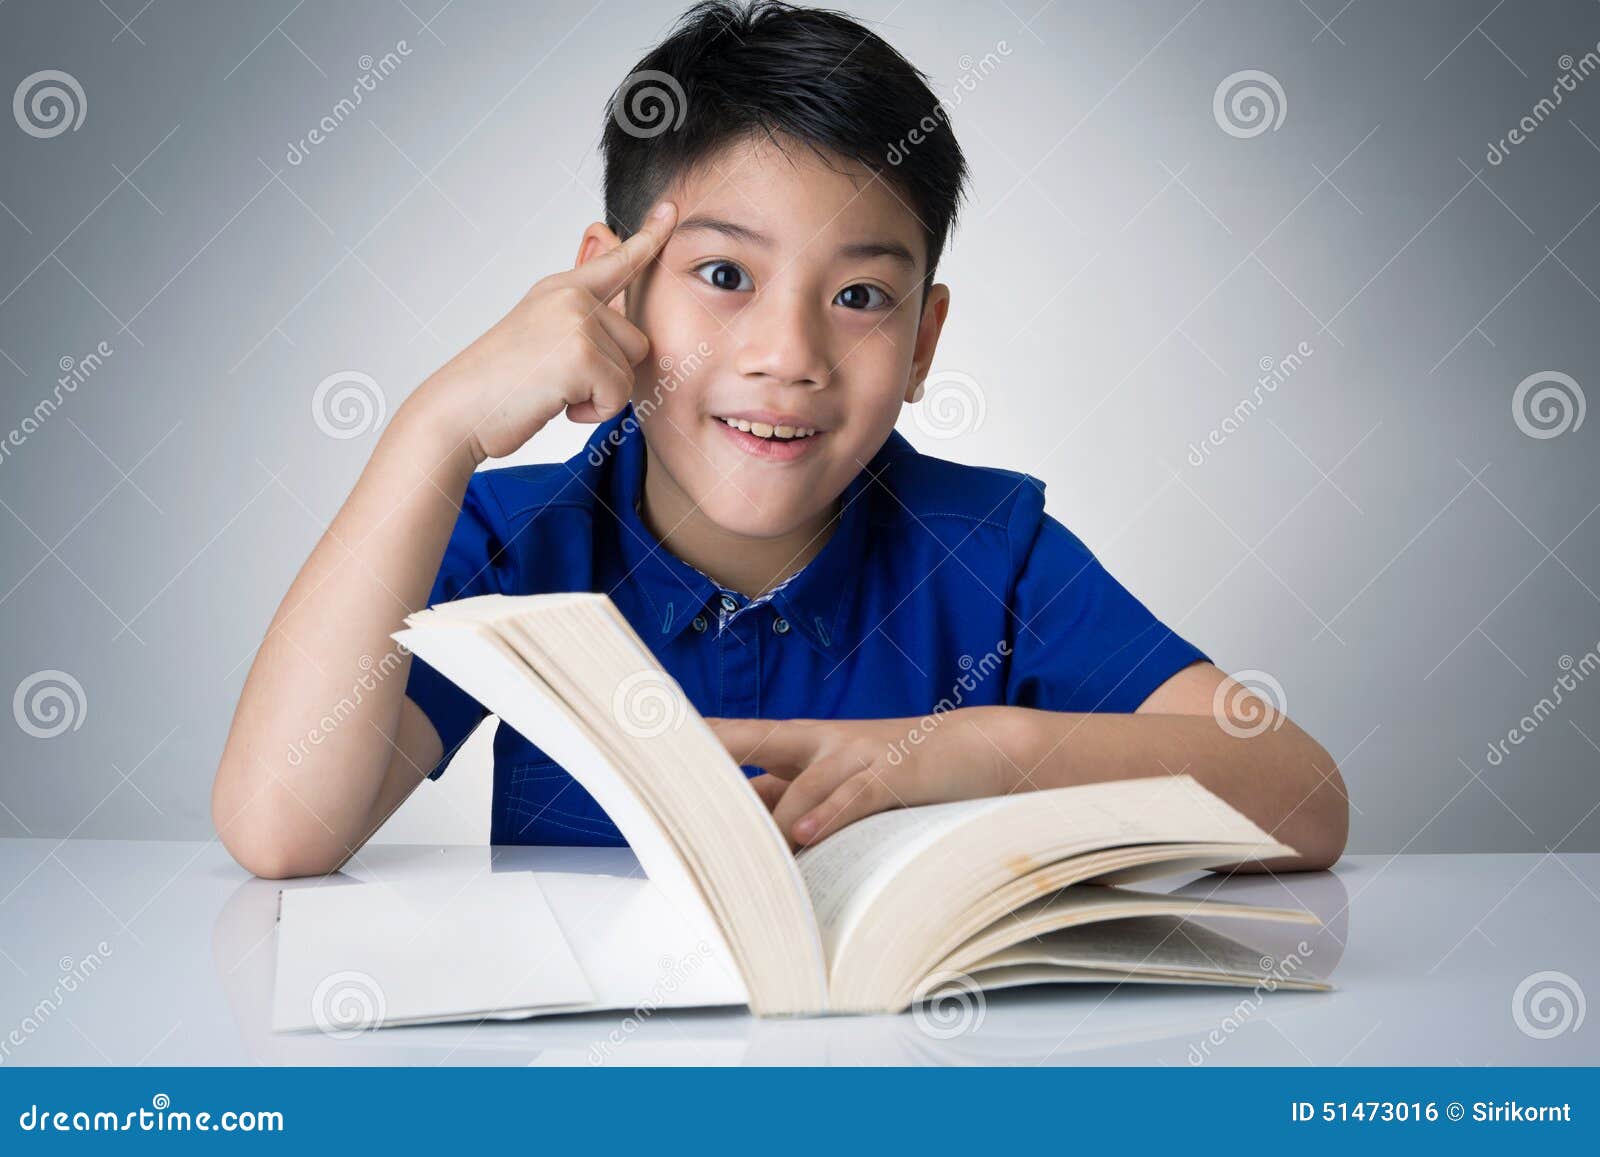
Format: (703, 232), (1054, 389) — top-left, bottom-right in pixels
(417, 200), (678, 464)
(707, 710), (1019, 850)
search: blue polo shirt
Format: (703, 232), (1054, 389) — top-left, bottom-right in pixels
(406, 405), (1207, 846)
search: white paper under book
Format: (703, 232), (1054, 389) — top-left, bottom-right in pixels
(272, 593), (1328, 1031)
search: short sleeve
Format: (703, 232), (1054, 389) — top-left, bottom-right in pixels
(405, 476), (515, 779)
(1004, 481), (1207, 713)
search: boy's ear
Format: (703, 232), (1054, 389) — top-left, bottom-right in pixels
(575, 221), (627, 311)
(905, 282), (952, 404)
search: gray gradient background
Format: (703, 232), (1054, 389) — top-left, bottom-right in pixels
(1, 0), (1596, 855)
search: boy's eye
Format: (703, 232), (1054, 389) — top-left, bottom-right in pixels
(694, 260), (752, 293)
(834, 283), (892, 311)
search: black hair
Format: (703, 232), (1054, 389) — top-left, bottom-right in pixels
(600, 0), (968, 288)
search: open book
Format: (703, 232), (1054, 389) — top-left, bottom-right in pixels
(300, 591), (1329, 1024)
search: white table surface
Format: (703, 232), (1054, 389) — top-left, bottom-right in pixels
(1, 840), (1595, 1066)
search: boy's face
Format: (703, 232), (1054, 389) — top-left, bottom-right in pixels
(593, 135), (949, 541)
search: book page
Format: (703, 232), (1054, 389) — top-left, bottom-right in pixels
(272, 873), (595, 1032)
(393, 623), (709, 924)
(535, 873), (748, 1012)
(797, 797), (1010, 963)
(969, 914), (1328, 988)
(822, 776), (1293, 1009)
(400, 595), (830, 1015)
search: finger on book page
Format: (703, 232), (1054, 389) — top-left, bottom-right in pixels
(705, 717), (820, 779)
(747, 773), (788, 813)
(792, 770), (902, 846)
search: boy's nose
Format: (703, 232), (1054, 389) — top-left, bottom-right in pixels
(732, 287), (831, 389)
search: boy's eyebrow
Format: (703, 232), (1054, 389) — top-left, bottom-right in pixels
(835, 239), (917, 268)
(675, 214), (918, 269)
(675, 215), (772, 247)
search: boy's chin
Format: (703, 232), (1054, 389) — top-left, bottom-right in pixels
(696, 494), (830, 542)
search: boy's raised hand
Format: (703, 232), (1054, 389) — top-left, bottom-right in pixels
(425, 200), (678, 464)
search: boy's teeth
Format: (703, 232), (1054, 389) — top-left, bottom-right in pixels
(720, 417), (816, 440)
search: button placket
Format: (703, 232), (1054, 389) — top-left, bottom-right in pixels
(718, 610), (760, 717)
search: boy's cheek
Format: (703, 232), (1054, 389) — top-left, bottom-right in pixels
(635, 318), (727, 412)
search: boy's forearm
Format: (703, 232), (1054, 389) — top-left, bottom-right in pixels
(980, 706), (1349, 873)
(212, 387), (477, 876)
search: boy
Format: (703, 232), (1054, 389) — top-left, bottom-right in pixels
(213, 1), (1347, 878)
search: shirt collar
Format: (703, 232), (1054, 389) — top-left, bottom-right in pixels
(585, 404), (915, 655)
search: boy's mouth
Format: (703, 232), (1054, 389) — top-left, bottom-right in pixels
(710, 411), (826, 461)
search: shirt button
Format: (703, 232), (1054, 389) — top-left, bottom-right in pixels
(719, 593), (738, 613)
(691, 614), (708, 633)
(773, 617), (790, 635)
